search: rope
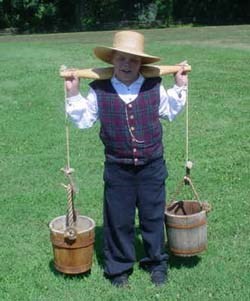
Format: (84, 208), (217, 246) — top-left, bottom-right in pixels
(171, 176), (199, 201)
(60, 65), (74, 173)
(66, 183), (76, 227)
(60, 182), (77, 241)
(170, 81), (201, 202)
(185, 85), (189, 163)
(64, 81), (71, 170)
(60, 66), (78, 240)
(168, 75), (212, 214)
(183, 176), (200, 201)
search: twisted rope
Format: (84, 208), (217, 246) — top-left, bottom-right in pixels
(66, 183), (76, 228)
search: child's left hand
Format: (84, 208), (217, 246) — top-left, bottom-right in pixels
(175, 60), (188, 87)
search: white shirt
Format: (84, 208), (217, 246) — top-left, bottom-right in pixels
(66, 74), (187, 129)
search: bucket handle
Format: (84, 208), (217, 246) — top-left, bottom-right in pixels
(170, 176), (211, 213)
(171, 175), (200, 201)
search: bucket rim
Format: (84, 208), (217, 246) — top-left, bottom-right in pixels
(49, 215), (96, 234)
(165, 200), (207, 218)
(165, 210), (206, 218)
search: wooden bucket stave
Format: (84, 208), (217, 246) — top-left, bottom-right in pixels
(49, 215), (95, 274)
(165, 200), (208, 257)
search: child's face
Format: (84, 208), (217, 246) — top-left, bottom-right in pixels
(112, 51), (141, 86)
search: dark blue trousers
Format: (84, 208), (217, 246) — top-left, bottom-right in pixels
(103, 157), (168, 276)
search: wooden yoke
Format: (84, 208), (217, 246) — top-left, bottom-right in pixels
(59, 64), (191, 80)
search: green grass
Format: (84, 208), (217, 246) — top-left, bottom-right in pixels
(0, 25), (250, 301)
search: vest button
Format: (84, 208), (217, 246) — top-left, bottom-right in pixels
(128, 103), (133, 108)
(130, 126), (135, 131)
(130, 115), (134, 119)
(133, 148), (137, 153)
(134, 158), (138, 163)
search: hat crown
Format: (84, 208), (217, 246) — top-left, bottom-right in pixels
(93, 30), (160, 65)
(113, 31), (144, 55)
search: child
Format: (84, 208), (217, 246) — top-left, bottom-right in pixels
(65, 31), (188, 287)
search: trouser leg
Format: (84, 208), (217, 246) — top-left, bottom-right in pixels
(137, 158), (168, 272)
(103, 163), (137, 276)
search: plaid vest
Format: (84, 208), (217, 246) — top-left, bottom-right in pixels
(90, 78), (163, 165)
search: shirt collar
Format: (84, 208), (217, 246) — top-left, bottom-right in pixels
(111, 74), (145, 88)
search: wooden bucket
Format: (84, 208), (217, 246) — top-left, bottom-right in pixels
(49, 215), (95, 274)
(165, 201), (209, 257)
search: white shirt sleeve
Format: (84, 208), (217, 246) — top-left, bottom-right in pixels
(159, 84), (187, 122)
(65, 87), (99, 129)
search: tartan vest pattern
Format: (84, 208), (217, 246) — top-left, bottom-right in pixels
(90, 77), (163, 165)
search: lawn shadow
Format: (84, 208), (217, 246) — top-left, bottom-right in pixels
(167, 245), (201, 269)
(165, 238), (202, 268)
(49, 260), (91, 279)
(94, 225), (104, 268)
(135, 231), (201, 269)
(168, 255), (201, 269)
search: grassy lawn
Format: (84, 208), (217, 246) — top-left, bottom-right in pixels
(0, 25), (249, 300)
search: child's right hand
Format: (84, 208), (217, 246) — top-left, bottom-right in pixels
(174, 61), (188, 87)
(65, 75), (80, 97)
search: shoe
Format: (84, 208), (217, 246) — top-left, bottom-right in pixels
(110, 273), (129, 287)
(151, 270), (167, 286)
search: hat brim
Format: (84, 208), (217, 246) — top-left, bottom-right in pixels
(94, 46), (160, 65)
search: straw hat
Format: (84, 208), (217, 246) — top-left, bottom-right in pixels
(94, 31), (160, 65)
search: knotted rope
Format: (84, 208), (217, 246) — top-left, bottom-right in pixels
(170, 82), (211, 213)
(171, 83), (199, 201)
(60, 66), (78, 240)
